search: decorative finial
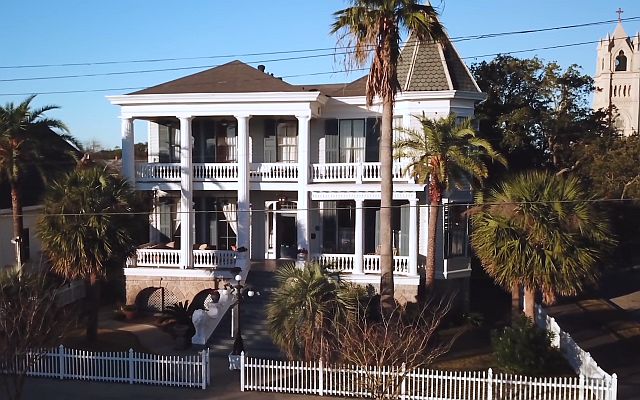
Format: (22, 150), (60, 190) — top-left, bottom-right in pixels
(617, 8), (624, 22)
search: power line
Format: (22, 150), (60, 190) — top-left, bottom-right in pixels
(1, 197), (638, 219)
(0, 15), (636, 71)
(0, 37), (612, 97)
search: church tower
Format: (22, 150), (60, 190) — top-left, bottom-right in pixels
(593, 12), (640, 136)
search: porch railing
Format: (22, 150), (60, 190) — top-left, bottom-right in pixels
(249, 163), (298, 181)
(363, 255), (411, 275)
(136, 163), (181, 181)
(310, 162), (413, 183)
(312, 254), (355, 273)
(131, 249), (235, 268)
(136, 161), (414, 183)
(135, 249), (181, 267)
(193, 250), (236, 268)
(311, 254), (411, 276)
(193, 163), (238, 181)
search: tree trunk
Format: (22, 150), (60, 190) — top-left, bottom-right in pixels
(524, 286), (535, 320)
(86, 273), (101, 341)
(379, 95), (395, 317)
(10, 181), (24, 268)
(511, 282), (522, 323)
(425, 199), (439, 290)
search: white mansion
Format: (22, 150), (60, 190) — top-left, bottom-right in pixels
(108, 34), (484, 308)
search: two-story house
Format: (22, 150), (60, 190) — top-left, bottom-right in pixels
(108, 34), (483, 310)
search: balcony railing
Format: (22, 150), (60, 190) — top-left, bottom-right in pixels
(194, 163), (238, 181)
(249, 163), (298, 181)
(311, 254), (411, 276)
(310, 162), (412, 183)
(129, 248), (236, 269)
(135, 161), (413, 184)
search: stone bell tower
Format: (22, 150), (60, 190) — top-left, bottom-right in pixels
(593, 9), (640, 136)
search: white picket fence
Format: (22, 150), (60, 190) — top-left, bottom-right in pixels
(240, 353), (617, 399)
(535, 305), (612, 380)
(14, 346), (210, 389)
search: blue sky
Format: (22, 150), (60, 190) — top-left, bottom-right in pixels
(2, 1), (640, 149)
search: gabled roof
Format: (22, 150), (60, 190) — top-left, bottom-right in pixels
(130, 34), (480, 97)
(130, 60), (303, 95)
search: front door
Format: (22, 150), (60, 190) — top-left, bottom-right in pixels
(277, 214), (297, 259)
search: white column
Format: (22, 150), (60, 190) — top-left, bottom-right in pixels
(296, 115), (311, 251)
(121, 117), (135, 184)
(236, 114), (251, 249)
(354, 199), (364, 274)
(179, 116), (194, 269)
(409, 198), (419, 276)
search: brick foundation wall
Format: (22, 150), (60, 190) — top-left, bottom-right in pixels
(125, 275), (230, 308)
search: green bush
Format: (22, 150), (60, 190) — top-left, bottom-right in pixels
(492, 315), (555, 375)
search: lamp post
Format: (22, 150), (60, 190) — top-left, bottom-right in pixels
(10, 236), (22, 269)
(221, 273), (257, 369)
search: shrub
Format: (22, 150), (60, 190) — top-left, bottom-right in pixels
(492, 315), (555, 375)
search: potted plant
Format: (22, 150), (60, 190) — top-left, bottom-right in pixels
(228, 334), (245, 370)
(159, 301), (195, 349)
(121, 304), (138, 320)
(235, 246), (248, 259)
(297, 248), (308, 262)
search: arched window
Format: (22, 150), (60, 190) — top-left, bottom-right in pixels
(615, 50), (627, 71)
(602, 58), (605, 71)
(615, 116), (626, 134)
(614, 86), (618, 97)
(623, 85), (627, 96)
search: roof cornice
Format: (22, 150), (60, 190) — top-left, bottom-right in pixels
(108, 92), (327, 106)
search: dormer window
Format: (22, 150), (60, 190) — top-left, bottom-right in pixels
(615, 50), (627, 71)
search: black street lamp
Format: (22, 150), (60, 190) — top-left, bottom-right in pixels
(221, 273), (257, 367)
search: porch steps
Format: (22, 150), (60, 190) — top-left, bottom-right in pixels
(206, 270), (282, 359)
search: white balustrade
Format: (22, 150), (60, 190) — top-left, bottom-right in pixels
(193, 250), (236, 268)
(311, 163), (358, 182)
(136, 163), (181, 181)
(133, 249), (238, 268)
(311, 254), (355, 273)
(311, 162), (412, 183)
(363, 255), (411, 275)
(250, 163), (298, 181)
(193, 163), (238, 181)
(135, 249), (181, 267)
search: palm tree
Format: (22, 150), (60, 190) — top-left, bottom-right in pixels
(38, 165), (137, 341)
(0, 95), (76, 266)
(470, 171), (615, 319)
(266, 262), (368, 361)
(395, 114), (506, 289)
(331, 0), (445, 315)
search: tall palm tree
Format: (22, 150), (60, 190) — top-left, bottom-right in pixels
(470, 171), (615, 319)
(331, 0), (445, 315)
(38, 165), (137, 341)
(0, 95), (76, 266)
(266, 262), (368, 361)
(395, 114), (506, 289)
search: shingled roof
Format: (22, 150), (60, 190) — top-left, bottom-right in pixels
(130, 60), (303, 95)
(397, 32), (480, 93)
(130, 36), (480, 97)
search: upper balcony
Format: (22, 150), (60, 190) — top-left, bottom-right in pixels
(135, 161), (413, 184)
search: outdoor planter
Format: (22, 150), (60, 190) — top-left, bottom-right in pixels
(228, 353), (242, 370)
(121, 305), (137, 320)
(173, 324), (191, 350)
